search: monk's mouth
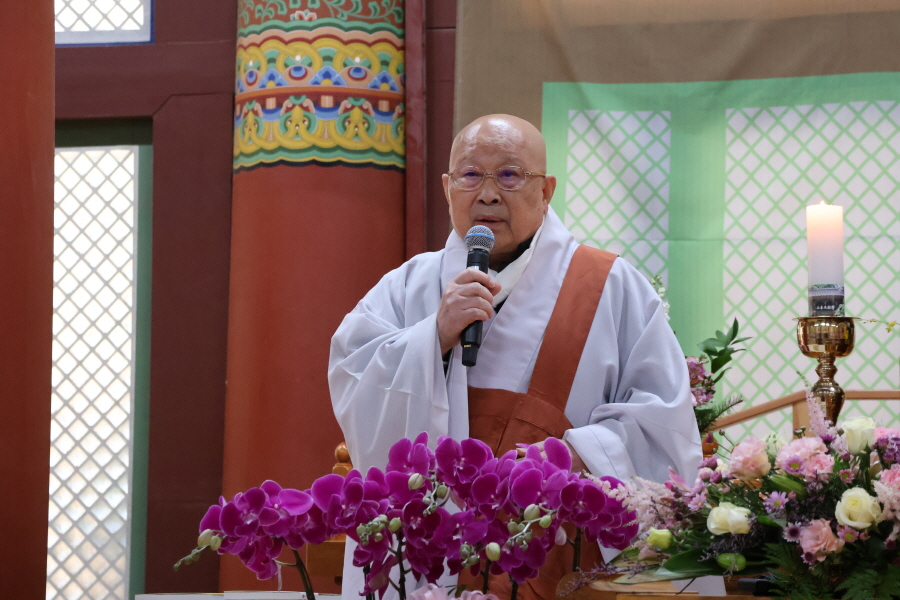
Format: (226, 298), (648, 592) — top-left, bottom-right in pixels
(475, 218), (504, 227)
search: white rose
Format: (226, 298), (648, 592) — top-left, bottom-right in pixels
(835, 487), (882, 529)
(707, 502), (751, 535)
(842, 416), (877, 454)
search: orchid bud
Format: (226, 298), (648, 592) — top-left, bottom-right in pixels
(209, 535), (222, 552)
(539, 514), (552, 528)
(372, 521), (384, 533)
(466, 555), (479, 566)
(408, 473), (425, 490)
(486, 542), (501, 561)
(357, 524), (368, 537)
(523, 530), (533, 541)
(374, 533), (383, 542)
(524, 504), (540, 521)
(197, 529), (215, 548)
(436, 484), (448, 499)
(389, 518), (402, 532)
(508, 522), (519, 534)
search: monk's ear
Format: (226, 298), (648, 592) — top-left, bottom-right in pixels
(442, 173), (452, 206)
(542, 174), (557, 211)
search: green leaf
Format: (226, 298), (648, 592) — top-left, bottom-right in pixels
(660, 549), (723, 577)
(697, 339), (720, 354)
(755, 514), (782, 527)
(712, 367), (731, 383)
(612, 566), (697, 584)
(726, 318), (739, 344)
(709, 347), (735, 373)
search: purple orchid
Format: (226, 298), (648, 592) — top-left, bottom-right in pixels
(197, 481), (317, 580)
(189, 433), (647, 596)
(312, 470), (389, 539)
(434, 436), (492, 499)
(386, 432), (435, 476)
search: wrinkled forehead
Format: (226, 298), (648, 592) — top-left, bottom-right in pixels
(450, 119), (546, 169)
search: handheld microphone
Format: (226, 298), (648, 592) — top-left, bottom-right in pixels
(461, 225), (495, 367)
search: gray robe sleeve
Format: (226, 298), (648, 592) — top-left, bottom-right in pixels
(563, 259), (703, 484)
(328, 258), (450, 473)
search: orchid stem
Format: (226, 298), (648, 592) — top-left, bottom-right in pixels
(291, 548), (316, 600)
(397, 535), (407, 600)
(363, 565), (375, 600)
(510, 579), (518, 600)
(572, 528), (582, 572)
(482, 560), (491, 593)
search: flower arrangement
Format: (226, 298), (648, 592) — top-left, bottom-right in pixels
(613, 393), (900, 600)
(177, 433), (638, 600)
(688, 319), (747, 435)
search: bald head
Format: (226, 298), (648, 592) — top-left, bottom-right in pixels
(449, 115), (547, 172)
(442, 114), (556, 267)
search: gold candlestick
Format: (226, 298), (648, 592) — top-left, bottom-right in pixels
(796, 316), (856, 424)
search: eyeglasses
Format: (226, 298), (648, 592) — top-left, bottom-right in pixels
(447, 165), (547, 191)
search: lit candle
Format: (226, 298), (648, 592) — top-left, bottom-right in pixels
(806, 202), (845, 316)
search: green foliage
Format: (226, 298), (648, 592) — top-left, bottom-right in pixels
(694, 393), (743, 434)
(660, 549), (723, 577)
(764, 543), (831, 600)
(697, 318), (750, 377)
(836, 562), (900, 600)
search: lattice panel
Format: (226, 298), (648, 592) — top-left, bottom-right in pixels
(55, 0), (151, 44)
(722, 102), (900, 442)
(48, 147), (138, 600)
(563, 110), (671, 283)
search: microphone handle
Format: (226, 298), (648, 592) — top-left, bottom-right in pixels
(461, 247), (490, 366)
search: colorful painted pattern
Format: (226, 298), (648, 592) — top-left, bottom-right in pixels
(235, 0), (405, 170)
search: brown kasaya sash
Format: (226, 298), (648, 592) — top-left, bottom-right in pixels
(464, 245), (617, 600)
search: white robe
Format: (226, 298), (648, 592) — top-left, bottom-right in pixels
(328, 208), (702, 598)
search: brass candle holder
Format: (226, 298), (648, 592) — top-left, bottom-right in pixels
(796, 316), (856, 424)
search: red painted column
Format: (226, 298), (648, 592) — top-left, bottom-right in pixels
(222, 1), (407, 591)
(0, 3), (54, 596)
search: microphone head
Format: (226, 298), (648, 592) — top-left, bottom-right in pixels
(465, 225), (495, 252)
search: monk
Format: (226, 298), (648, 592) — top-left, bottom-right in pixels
(329, 115), (701, 599)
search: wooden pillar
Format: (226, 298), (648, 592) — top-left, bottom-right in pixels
(221, 1), (409, 592)
(0, 3), (54, 596)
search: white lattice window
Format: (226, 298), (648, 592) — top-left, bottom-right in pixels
(48, 147), (139, 600)
(55, 0), (152, 45)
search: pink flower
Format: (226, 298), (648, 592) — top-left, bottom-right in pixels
(798, 519), (844, 562)
(837, 525), (859, 543)
(876, 428), (900, 440)
(776, 437), (832, 480)
(805, 453), (835, 481)
(880, 465), (900, 487)
(777, 437), (828, 464)
(686, 356), (715, 406)
(729, 437), (771, 480)
(409, 584), (499, 600)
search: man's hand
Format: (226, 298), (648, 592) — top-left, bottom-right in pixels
(517, 438), (588, 474)
(437, 269), (501, 354)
